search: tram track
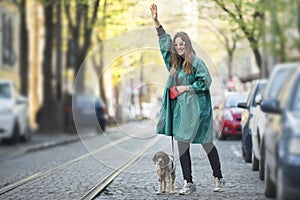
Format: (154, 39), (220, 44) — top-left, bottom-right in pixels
(0, 136), (130, 195)
(79, 136), (159, 200)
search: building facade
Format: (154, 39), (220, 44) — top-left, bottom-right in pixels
(0, 0), (20, 85)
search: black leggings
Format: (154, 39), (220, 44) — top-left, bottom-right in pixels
(177, 141), (223, 183)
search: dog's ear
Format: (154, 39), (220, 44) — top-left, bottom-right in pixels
(152, 153), (157, 163)
(164, 153), (170, 164)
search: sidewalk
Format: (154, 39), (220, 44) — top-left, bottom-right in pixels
(0, 126), (119, 161)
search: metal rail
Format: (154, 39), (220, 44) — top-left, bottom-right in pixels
(80, 136), (159, 200)
(0, 136), (130, 195)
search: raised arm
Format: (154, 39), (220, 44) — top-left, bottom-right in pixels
(150, 4), (172, 71)
(150, 4), (160, 28)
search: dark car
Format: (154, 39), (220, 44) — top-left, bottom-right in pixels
(64, 93), (107, 132)
(238, 79), (267, 165)
(214, 92), (248, 140)
(261, 65), (300, 199)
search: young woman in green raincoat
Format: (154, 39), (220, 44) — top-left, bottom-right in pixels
(150, 4), (225, 194)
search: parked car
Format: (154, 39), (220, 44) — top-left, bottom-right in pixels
(0, 80), (30, 143)
(238, 79), (267, 165)
(213, 92), (248, 140)
(261, 65), (300, 199)
(64, 93), (108, 132)
(252, 63), (299, 180)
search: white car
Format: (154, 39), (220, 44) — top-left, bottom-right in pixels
(0, 80), (30, 143)
(251, 63), (299, 180)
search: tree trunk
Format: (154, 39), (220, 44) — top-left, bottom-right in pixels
(39, 3), (55, 132)
(29, 0), (40, 129)
(55, 1), (63, 132)
(92, 44), (107, 104)
(19, 0), (29, 96)
(252, 47), (264, 76)
(64, 0), (100, 92)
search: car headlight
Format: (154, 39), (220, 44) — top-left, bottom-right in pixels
(289, 138), (300, 155)
(223, 110), (233, 121)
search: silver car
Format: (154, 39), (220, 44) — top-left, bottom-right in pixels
(252, 63), (299, 180)
(0, 80), (30, 143)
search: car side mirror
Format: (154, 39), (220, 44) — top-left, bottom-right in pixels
(237, 102), (247, 109)
(260, 98), (281, 114)
(255, 94), (262, 105)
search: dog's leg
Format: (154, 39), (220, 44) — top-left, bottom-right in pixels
(171, 177), (175, 193)
(166, 175), (172, 194)
(163, 177), (167, 193)
(171, 170), (176, 193)
(158, 178), (163, 194)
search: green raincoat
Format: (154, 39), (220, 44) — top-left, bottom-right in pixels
(156, 32), (214, 144)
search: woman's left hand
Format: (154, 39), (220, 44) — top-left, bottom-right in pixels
(176, 85), (189, 93)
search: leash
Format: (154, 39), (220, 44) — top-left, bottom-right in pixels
(171, 136), (174, 156)
(170, 135), (176, 173)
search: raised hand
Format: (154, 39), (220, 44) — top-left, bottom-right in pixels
(150, 4), (158, 22)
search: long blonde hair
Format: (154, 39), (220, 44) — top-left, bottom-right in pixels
(171, 32), (195, 75)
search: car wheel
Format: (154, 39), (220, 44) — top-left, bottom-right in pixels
(277, 167), (287, 200)
(20, 118), (31, 142)
(242, 135), (252, 163)
(259, 140), (265, 181)
(252, 152), (259, 171)
(264, 158), (276, 198)
(9, 121), (20, 144)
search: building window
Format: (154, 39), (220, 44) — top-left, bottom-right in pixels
(2, 14), (15, 66)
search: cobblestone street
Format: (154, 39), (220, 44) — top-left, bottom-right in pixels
(97, 135), (267, 200)
(0, 122), (269, 199)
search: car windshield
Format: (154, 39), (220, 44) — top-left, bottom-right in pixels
(225, 94), (248, 108)
(251, 82), (266, 107)
(0, 83), (11, 99)
(266, 67), (296, 99)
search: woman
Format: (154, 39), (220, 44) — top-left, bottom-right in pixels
(150, 4), (225, 195)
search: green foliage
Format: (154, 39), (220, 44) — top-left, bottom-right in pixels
(210, 0), (299, 65)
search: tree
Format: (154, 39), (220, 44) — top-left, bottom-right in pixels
(39, 0), (55, 132)
(64, 0), (101, 92)
(12, 0), (29, 96)
(210, 0), (300, 78)
(203, 17), (241, 79)
(210, 0), (266, 77)
(268, 0), (300, 65)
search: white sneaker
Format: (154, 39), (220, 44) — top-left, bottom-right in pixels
(179, 180), (196, 195)
(213, 177), (225, 192)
